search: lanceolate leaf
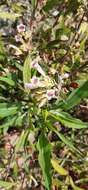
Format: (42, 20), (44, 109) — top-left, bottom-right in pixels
(52, 178), (63, 188)
(0, 107), (18, 119)
(0, 76), (15, 86)
(46, 113), (81, 154)
(49, 110), (88, 129)
(51, 159), (68, 176)
(37, 133), (52, 190)
(0, 117), (16, 129)
(70, 176), (84, 190)
(0, 12), (21, 20)
(0, 181), (15, 189)
(43, 0), (63, 12)
(54, 130), (81, 155)
(23, 54), (31, 84)
(31, 0), (37, 8)
(15, 130), (28, 152)
(59, 80), (88, 110)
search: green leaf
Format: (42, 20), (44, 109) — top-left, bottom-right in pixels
(70, 176), (84, 190)
(37, 133), (52, 190)
(46, 40), (60, 49)
(0, 76), (15, 86)
(15, 114), (24, 126)
(15, 130), (28, 152)
(11, 3), (25, 13)
(43, 0), (63, 12)
(52, 178), (63, 188)
(0, 39), (6, 54)
(0, 12), (21, 20)
(31, 0), (37, 8)
(0, 96), (7, 101)
(0, 180), (15, 189)
(0, 117), (16, 129)
(0, 103), (8, 108)
(0, 107), (18, 119)
(49, 110), (88, 129)
(55, 131), (80, 154)
(15, 62), (23, 71)
(23, 54), (31, 85)
(59, 80), (88, 110)
(51, 159), (68, 176)
(47, 123), (81, 154)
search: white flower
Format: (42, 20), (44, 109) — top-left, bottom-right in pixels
(24, 76), (40, 89)
(31, 57), (46, 77)
(31, 76), (39, 85)
(46, 89), (56, 100)
(31, 60), (38, 69)
(52, 10), (59, 16)
(15, 35), (21, 42)
(24, 83), (36, 89)
(17, 23), (26, 33)
(62, 73), (69, 79)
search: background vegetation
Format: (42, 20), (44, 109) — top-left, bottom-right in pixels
(0, 0), (88, 189)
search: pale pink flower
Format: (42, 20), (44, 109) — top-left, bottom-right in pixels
(31, 57), (46, 77)
(15, 35), (21, 42)
(31, 76), (39, 85)
(24, 76), (40, 89)
(31, 60), (38, 69)
(17, 23), (26, 33)
(46, 89), (56, 100)
(25, 83), (35, 89)
(62, 73), (69, 79)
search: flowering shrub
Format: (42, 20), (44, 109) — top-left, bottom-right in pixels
(0, 0), (88, 190)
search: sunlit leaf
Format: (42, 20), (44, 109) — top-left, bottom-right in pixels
(52, 178), (63, 188)
(15, 130), (28, 152)
(23, 54), (31, 89)
(70, 176), (85, 190)
(51, 159), (68, 175)
(31, 0), (37, 8)
(47, 123), (81, 154)
(37, 133), (52, 190)
(11, 3), (25, 13)
(0, 117), (16, 129)
(0, 107), (18, 119)
(59, 80), (88, 110)
(0, 76), (15, 86)
(0, 181), (15, 189)
(49, 110), (88, 129)
(56, 132), (80, 154)
(0, 12), (21, 20)
(79, 22), (88, 34)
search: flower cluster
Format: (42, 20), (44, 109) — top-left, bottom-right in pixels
(24, 56), (67, 107)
